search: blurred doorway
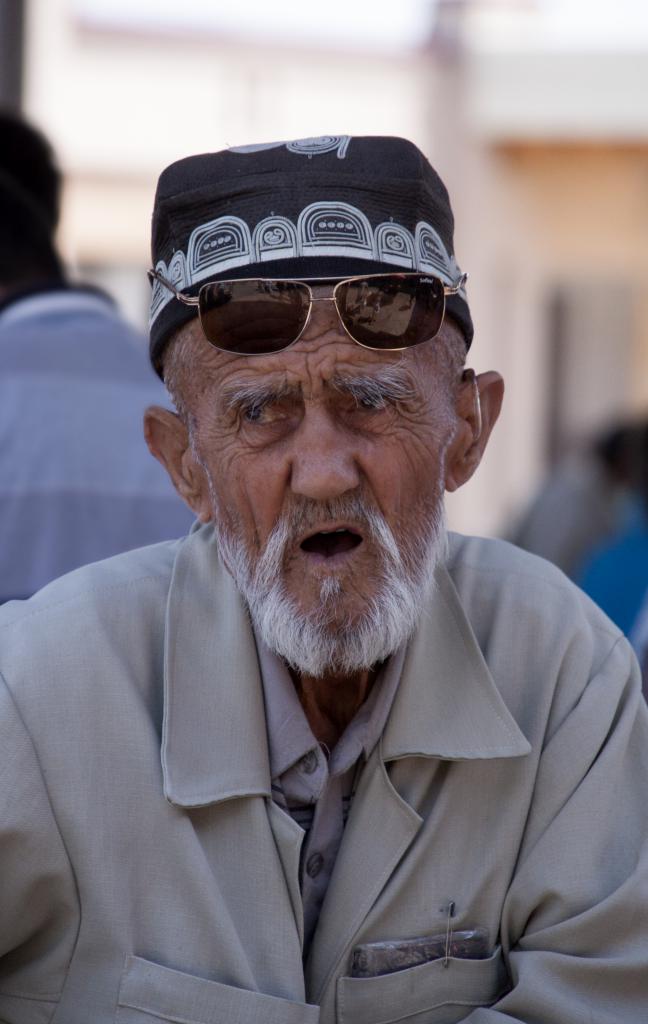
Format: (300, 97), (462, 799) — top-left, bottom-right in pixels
(0, 0), (25, 109)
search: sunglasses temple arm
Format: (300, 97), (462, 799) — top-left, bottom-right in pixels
(444, 272), (468, 297)
(147, 269), (200, 308)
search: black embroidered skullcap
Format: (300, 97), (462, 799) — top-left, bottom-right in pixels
(149, 135), (473, 376)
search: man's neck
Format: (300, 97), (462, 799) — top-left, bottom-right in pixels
(289, 667), (378, 749)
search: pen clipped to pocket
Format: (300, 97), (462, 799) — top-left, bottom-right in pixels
(349, 927), (490, 979)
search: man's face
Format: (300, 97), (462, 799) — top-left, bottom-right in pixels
(147, 296), (498, 676)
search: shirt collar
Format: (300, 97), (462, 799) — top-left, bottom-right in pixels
(255, 637), (317, 780)
(256, 637), (406, 783)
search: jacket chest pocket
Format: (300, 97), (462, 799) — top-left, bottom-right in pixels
(336, 947), (509, 1024)
(116, 956), (320, 1024)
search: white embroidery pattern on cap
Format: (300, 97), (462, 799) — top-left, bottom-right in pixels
(229, 136), (351, 159)
(253, 216), (299, 262)
(150, 200), (465, 326)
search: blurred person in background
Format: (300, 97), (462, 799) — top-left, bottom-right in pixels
(510, 420), (637, 579)
(577, 418), (648, 635)
(0, 111), (193, 601)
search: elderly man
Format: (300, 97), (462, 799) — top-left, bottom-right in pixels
(0, 136), (646, 1024)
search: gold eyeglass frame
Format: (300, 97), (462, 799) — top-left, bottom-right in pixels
(148, 268), (468, 354)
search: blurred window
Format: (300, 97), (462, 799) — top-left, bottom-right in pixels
(546, 281), (635, 462)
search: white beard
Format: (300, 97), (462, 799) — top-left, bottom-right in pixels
(213, 492), (448, 678)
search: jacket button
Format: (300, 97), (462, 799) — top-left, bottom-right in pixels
(306, 852), (324, 878)
(300, 750), (318, 774)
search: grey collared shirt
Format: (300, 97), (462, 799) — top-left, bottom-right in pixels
(255, 638), (405, 954)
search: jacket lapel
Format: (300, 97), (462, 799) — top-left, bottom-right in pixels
(161, 525), (310, 965)
(306, 563), (530, 1002)
(305, 742), (422, 1002)
(267, 800), (307, 948)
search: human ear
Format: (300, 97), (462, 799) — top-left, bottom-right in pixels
(445, 370), (504, 492)
(143, 406), (212, 522)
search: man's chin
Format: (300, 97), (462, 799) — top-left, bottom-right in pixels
(283, 580), (378, 628)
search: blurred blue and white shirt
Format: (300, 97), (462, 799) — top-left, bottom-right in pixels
(0, 285), (194, 602)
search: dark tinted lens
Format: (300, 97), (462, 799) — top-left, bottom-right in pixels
(336, 274), (445, 350)
(198, 280), (310, 354)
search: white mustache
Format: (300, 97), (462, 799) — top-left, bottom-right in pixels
(255, 494), (402, 590)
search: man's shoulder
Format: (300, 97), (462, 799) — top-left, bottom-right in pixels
(0, 539), (182, 773)
(447, 530), (572, 579)
(448, 530), (606, 595)
(446, 531), (623, 654)
(444, 534), (633, 741)
(0, 539), (179, 675)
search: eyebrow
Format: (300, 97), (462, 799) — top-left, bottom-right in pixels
(332, 365), (417, 406)
(220, 364), (417, 414)
(221, 378), (298, 414)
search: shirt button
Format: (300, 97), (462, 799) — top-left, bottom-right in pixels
(300, 750), (318, 774)
(306, 852), (324, 878)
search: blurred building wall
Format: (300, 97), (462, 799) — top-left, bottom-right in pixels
(19, 0), (648, 537)
(22, 0), (430, 324)
(428, 1), (648, 534)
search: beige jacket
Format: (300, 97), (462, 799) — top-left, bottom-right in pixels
(0, 524), (646, 1024)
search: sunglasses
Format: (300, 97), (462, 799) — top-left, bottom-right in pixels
(148, 269), (467, 356)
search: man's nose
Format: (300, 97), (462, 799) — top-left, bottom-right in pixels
(289, 406), (361, 502)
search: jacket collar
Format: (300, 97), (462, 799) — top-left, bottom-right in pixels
(162, 525), (530, 807)
(162, 522), (272, 807)
(381, 564), (531, 761)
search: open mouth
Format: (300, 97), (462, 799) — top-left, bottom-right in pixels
(300, 527), (363, 560)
